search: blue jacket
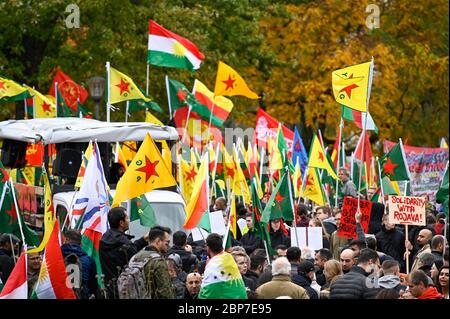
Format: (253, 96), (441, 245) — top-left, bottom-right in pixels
(61, 243), (98, 298)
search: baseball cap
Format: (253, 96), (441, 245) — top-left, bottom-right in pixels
(298, 260), (315, 274)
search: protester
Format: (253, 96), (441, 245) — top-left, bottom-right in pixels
(26, 250), (42, 298)
(167, 231), (198, 273)
(339, 249), (356, 274)
(329, 211), (349, 260)
(99, 207), (148, 298)
(417, 252), (436, 277)
(131, 226), (174, 299)
(366, 236), (394, 265)
(338, 168), (358, 206)
(61, 229), (98, 299)
(239, 212), (264, 255)
(184, 272), (202, 299)
(314, 248), (332, 287)
(430, 235), (446, 262)
(231, 250), (256, 292)
(213, 197), (227, 212)
(256, 257), (309, 299)
(274, 244), (288, 259)
(376, 214), (405, 270)
(330, 248), (381, 299)
(406, 270), (443, 299)
(269, 218), (290, 250)
(198, 233), (247, 299)
(378, 260), (407, 293)
(435, 266), (449, 299)
(167, 253), (186, 299)
(0, 233), (20, 284)
(296, 203), (310, 227)
(296, 260), (319, 299)
(348, 239), (366, 259)
(320, 260), (343, 299)
(407, 228), (433, 272)
(375, 288), (400, 299)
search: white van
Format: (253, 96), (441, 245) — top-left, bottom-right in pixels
(0, 118), (186, 237)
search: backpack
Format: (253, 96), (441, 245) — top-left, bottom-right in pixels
(64, 253), (84, 299)
(117, 249), (161, 299)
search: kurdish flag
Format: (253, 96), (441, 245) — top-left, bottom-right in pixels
(192, 79), (234, 128)
(148, 20), (204, 71)
(342, 105), (378, 133)
(0, 252), (27, 299)
(198, 252), (247, 299)
(0, 76), (30, 102)
(31, 220), (77, 299)
(183, 154), (209, 229)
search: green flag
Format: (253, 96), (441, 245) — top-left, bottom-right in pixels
(379, 142), (410, 181)
(56, 86), (73, 117)
(130, 194), (157, 227)
(436, 162), (449, 216)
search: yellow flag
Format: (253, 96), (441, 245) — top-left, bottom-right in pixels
(122, 141), (137, 163)
(293, 160), (302, 198)
(145, 109), (163, 126)
(223, 145), (236, 183)
(268, 136), (282, 172)
(232, 160), (251, 205)
(109, 66), (151, 104)
(180, 157), (195, 203)
(308, 134), (338, 179)
(25, 85), (56, 118)
(332, 61), (372, 112)
(160, 140), (172, 175)
(302, 168), (325, 206)
(214, 61), (258, 99)
(27, 170), (56, 253)
(112, 133), (177, 207)
(0, 76), (28, 99)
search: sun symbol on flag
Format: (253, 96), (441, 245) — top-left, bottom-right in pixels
(216, 254), (242, 285)
(38, 261), (49, 283)
(172, 41), (186, 57)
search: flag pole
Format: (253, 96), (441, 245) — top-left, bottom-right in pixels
(125, 101), (129, 123)
(9, 178), (26, 245)
(165, 75), (172, 121)
(376, 156), (386, 205)
(146, 63), (150, 96)
(335, 118), (344, 208)
(106, 61), (111, 123)
(23, 98), (27, 120)
(210, 142), (221, 203)
(32, 86), (36, 119)
(286, 166), (299, 247)
(54, 82), (58, 117)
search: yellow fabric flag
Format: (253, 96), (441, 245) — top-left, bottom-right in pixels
(27, 170), (56, 253)
(114, 142), (128, 170)
(180, 157), (196, 203)
(145, 109), (164, 126)
(308, 134), (338, 179)
(230, 193), (237, 239)
(0, 76), (28, 99)
(268, 136), (282, 172)
(223, 145), (236, 183)
(332, 61), (372, 112)
(109, 66), (151, 104)
(160, 140), (172, 175)
(112, 133), (177, 207)
(232, 159), (251, 205)
(302, 168), (325, 206)
(122, 141), (137, 163)
(292, 160), (302, 198)
(214, 61), (258, 99)
(25, 85), (56, 118)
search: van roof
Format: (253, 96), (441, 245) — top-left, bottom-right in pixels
(0, 118), (179, 144)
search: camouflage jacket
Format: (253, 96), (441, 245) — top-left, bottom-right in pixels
(133, 246), (175, 299)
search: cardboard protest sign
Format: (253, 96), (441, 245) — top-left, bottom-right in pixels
(290, 227), (323, 250)
(388, 195), (426, 226)
(338, 197), (372, 239)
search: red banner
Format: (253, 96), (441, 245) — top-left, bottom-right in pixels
(384, 140), (449, 202)
(255, 107), (294, 152)
(338, 197), (372, 239)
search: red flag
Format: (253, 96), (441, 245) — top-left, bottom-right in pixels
(48, 68), (89, 111)
(254, 107), (294, 155)
(0, 253), (27, 299)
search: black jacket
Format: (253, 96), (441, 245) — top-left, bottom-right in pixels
(375, 225), (405, 268)
(167, 245), (199, 273)
(329, 266), (380, 299)
(292, 273), (319, 299)
(242, 273), (257, 292)
(269, 229), (291, 250)
(0, 248), (14, 284)
(99, 229), (147, 284)
(315, 268), (326, 287)
(240, 229), (264, 255)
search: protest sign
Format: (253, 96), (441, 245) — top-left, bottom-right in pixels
(337, 197), (372, 239)
(384, 140), (449, 202)
(388, 195), (426, 226)
(290, 227), (323, 250)
(209, 211), (227, 236)
(191, 227), (209, 242)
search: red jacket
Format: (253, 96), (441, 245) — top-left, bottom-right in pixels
(418, 287), (443, 299)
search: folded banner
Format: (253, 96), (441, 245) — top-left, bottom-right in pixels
(384, 140), (449, 202)
(254, 107), (294, 153)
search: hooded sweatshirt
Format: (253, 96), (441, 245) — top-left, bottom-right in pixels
(418, 287), (443, 299)
(378, 275), (406, 292)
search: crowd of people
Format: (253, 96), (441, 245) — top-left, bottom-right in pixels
(0, 168), (448, 299)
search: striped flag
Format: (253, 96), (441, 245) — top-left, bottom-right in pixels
(0, 253), (27, 299)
